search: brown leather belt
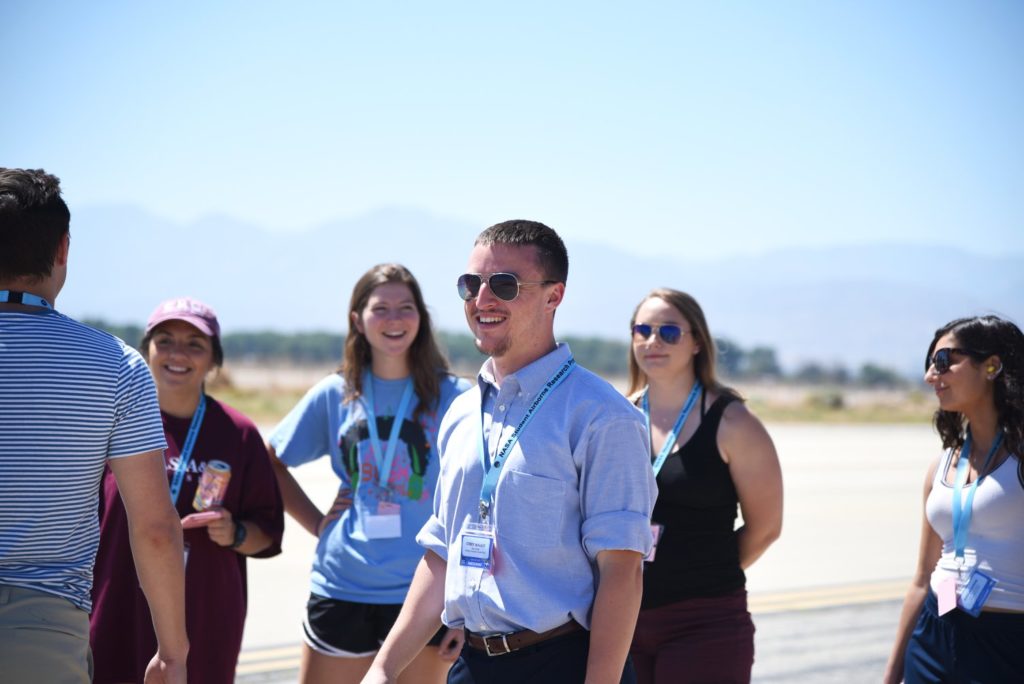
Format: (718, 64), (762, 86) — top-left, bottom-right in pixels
(464, 620), (583, 656)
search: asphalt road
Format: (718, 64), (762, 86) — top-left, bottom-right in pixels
(234, 423), (935, 682)
(235, 591), (906, 683)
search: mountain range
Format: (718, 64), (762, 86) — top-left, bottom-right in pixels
(57, 205), (1023, 375)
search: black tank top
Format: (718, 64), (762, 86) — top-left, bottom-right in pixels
(641, 393), (746, 610)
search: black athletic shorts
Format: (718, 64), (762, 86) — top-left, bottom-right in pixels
(303, 593), (447, 657)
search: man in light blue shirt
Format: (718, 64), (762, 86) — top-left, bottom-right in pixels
(363, 220), (656, 684)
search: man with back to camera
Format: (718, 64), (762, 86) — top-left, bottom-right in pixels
(362, 220), (657, 684)
(0, 168), (188, 683)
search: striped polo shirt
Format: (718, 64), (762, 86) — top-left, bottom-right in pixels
(0, 308), (166, 612)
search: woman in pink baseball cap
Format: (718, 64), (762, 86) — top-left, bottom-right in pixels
(89, 297), (285, 684)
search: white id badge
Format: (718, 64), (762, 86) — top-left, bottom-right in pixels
(364, 501), (402, 539)
(460, 522), (495, 569)
(957, 569), (998, 617)
(644, 524), (664, 562)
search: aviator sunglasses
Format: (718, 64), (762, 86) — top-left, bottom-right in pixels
(457, 272), (556, 302)
(632, 323), (687, 345)
(927, 347), (981, 374)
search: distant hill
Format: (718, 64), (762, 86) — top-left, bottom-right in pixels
(59, 205), (1023, 375)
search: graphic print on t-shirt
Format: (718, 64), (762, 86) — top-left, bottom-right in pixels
(341, 417), (432, 501)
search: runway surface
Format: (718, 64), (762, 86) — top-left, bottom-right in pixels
(235, 423), (936, 682)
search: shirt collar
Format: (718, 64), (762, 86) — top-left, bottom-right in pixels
(477, 342), (573, 398)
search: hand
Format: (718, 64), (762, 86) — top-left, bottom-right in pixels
(358, 666), (393, 684)
(882, 663), (904, 684)
(204, 507), (234, 546)
(437, 627), (464, 662)
(143, 652), (186, 684)
(317, 487), (353, 537)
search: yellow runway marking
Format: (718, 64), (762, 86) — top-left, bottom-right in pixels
(749, 578), (907, 614)
(236, 648), (301, 676)
(236, 656), (302, 676)
(237, 645), (300, 663)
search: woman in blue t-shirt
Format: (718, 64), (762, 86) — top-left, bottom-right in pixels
(269, 263), (470, 684)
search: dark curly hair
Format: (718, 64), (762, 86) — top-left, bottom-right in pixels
(342, 263), (451, 419)
(926, 315), (1024, 458)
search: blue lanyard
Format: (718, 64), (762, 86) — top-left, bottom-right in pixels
(0, 290), (53, 309)
(642, 380), (703, 476)
(168, 395), (207, 505)
(478, 358), (576, 521)
(361, 374), (416, 490)
(951, 429), (1004, 561)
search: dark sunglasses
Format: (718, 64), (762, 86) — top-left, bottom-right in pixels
(927, 347), (981, 374)
(457, 272), (556, 302)
(632, 323), (686, 345)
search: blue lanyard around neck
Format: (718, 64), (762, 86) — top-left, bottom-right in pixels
(168, 394), (207, 505)
(643, 380), (703, 476)
(951, 428), (1004, 561)
(478, 358), (576, 521)
(361, 373), (416, 490)
(0, 290), (53, 310)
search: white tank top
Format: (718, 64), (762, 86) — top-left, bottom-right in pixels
(926, 449), (1024, 611)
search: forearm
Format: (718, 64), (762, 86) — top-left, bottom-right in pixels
(111, 451), (190, 665)
(366, 552), (447, 681)
(736, 522), (781, 569)
(586, 552), (643, 684)
(269, 456), (323, 535)
(884, 583), (928, 684)
(129, 510), (190, 660)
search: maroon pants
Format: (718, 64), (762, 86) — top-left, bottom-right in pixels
(630, 589), (755, 684)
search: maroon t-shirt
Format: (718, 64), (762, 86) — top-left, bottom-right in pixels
(90, 397), (284, 684)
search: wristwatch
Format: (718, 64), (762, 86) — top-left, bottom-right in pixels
(230, 520), (248, 549)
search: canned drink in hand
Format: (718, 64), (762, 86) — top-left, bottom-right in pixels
(193, 460), (231, 511)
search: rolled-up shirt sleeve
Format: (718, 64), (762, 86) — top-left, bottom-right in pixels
(416, 458), (451, 561)
(578, 417), (657, 560)
(416, 514), (449, 561)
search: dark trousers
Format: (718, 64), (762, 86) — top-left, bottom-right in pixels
(630, 589), (755, 684)
(447, 628), (636, 684)
(904, 590), (1024, 683)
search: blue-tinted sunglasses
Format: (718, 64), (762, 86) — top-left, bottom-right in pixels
(632, 323), (686, 345)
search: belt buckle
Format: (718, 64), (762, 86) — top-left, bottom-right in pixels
(483, 633), (512, 656)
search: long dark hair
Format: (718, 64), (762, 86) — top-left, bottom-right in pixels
(926, 315), (1024, 457)
(627, 288), (740, 400)
(342, 263), (450, 418)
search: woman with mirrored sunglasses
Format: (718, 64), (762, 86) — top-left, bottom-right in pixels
(885, 315), (1024, 684)
(626, 288), (783, 684)
(267, 264), (471, 684)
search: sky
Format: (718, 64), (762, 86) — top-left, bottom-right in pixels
(2, 1), (1023, 261)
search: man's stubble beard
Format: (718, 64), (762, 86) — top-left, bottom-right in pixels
(475, 335), (511, 359)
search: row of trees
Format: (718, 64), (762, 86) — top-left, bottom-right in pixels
(86, 320), (908, 387)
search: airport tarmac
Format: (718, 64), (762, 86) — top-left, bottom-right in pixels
(237, 422), (939, 682)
